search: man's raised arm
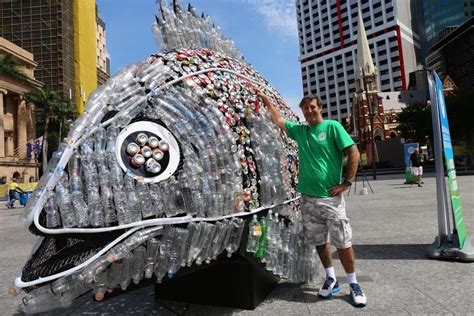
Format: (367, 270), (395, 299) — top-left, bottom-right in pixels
(255, 89), (287, 132)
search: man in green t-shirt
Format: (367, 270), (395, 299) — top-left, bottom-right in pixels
(256, 89), (367, 307)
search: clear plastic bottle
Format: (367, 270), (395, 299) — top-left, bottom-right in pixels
(120, 252), (133, 291)
(144, 238), (160, 279)
(246, 214), (261, 253)
(136, 181), (155, 219)
(55, 172), (77, 228)
(182, 222), (200, 266)
(107, 260), (122, 291)
(195, 224), (217, 265)
(131, 245), (146, 285)
(45, 189), (61, 228)
(123, 173), (141, 222)
(94, 269), (108, 301)
(167, 228), (189, 278)
(225, 217), (245, 257)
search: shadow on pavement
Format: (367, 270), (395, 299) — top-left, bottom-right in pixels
(349, 244), (431, 260)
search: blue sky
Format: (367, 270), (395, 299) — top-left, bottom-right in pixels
(96, 0), (303, 117)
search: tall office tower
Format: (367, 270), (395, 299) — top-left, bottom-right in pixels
(422, 0), (474, 46)
(0, 0), (108, 114)
(96, 6), (110, 86)
(296, 0), (421, 121)
(0, 0), (75, 103)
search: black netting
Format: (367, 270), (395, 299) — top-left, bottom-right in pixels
(21, 231), (123, 292)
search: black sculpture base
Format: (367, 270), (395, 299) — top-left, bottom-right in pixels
(154, 253), (279, 310)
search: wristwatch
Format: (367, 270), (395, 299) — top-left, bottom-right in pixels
(342, 179), (352, 187)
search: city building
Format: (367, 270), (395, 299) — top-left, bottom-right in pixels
(0, 37), (42, 184)
(426, 18), (474, 89)
(96, 5), (110, 86)
(296, 0), (422, 122)
(422, 0), (474, 46)
(0, 0), (75, 104)
(0, 0), (110, 114)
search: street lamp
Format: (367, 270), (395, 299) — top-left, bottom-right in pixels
(362, 68), (377, 180)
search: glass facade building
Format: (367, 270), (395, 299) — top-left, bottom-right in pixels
(423, 0), (474, 45)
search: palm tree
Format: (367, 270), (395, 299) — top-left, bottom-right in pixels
(25, 89), (75, 172)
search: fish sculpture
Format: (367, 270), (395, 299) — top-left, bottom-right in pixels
(11, 1), (319, 314)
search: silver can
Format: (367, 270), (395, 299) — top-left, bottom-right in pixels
(145, 158), (161, 174)
(141, 146), (153, 158)
(152, 149), (164, 161)
(148, 136), (159, 148)
(126, 142), (140, 155)
(136, 133), (148, 146)
(158, 140), (169, 151)
(130, 154), (146, 168)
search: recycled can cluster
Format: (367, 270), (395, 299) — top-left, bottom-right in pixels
(126, 133), (169, 173)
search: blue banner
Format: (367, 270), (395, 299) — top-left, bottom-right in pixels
(433, 72), (466, 247)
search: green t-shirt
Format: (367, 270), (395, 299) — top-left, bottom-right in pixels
(285, 119), (354, 198)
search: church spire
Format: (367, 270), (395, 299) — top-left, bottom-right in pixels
(355, 9), (377, 92)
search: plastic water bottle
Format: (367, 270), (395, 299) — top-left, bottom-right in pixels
(246, 214), (261, 253)
(225, 218), (245, 257)
(144, 238), (160, 279)
(255, 216), (268, 259)
(55, 172), (77, 228)
(195, 224), (217, 265)
(45, 190), (61, 228)
(135, 181), (155, 219)
(167, 228), (189, 278)
(123, 173), (141, 222)
(131, 246), (145, 285)
(107, 260), (122, 290)
(94, 270), (108, 301)
(119, 252), (133, 291)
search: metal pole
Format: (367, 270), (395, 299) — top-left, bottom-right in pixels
(427, 73), (450, 242)
(362, 69), (377, 180)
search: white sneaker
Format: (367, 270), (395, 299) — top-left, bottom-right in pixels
(349, 283), (367, 307)
(318, 277), (340, 298)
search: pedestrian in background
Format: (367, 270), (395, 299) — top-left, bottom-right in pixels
(410, 148), (424, 187)
(6, 178), (25, 208)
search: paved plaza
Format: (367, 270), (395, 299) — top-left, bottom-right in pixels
(1, 173), (473, 315)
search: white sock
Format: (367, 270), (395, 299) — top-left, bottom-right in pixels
(346, 272), (357, 284)
(325, 267), (336, 280)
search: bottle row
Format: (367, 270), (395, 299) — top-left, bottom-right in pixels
(20, 208), (319, 314)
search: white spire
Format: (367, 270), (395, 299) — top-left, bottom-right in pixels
(355, 9), (376, 80)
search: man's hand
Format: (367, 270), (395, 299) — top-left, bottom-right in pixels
(330, 183), (350, 196)
(253, 86), (286, 131)
(254, 87), (266, 99)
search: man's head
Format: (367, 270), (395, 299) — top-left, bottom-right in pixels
(299, 95), (323, 126)
(414, 148), (419, 154)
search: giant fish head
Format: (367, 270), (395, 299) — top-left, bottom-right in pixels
(13, 2), (312, 314)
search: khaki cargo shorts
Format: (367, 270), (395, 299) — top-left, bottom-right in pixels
(300, 194), (352, 249)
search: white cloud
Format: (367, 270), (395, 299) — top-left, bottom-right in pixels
(237, 0), (298, 39)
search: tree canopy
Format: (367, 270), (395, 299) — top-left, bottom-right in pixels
(0, 55), (29, 83)
(25, 89), (75, 168)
